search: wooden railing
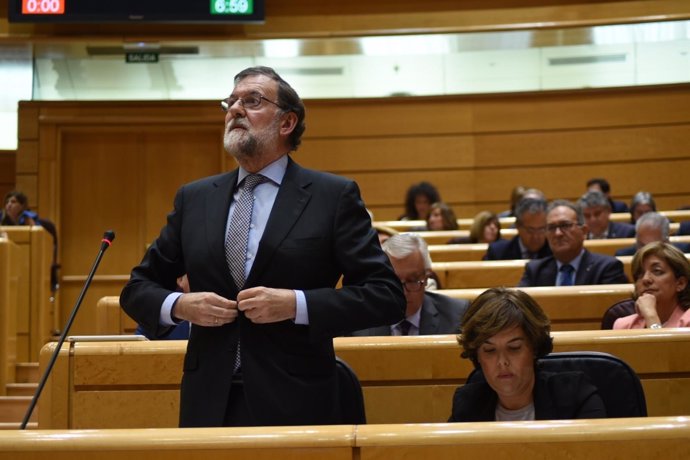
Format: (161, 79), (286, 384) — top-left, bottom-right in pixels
(1, 417), (689, 459)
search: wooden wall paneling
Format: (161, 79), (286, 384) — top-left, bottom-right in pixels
(141, 128), (225, 244)
(57, 125), (223, 335)
(59, 277), (129, 336)
(0, 151), (15, 199)
(471, 85), (690, 132)
(14, 142), (37, 174)
(305, 97), (476, 138)
(298, 135), (476, 173)
(1, 229), (31, 362)
(473, 124), (690, 168)
(0, 238), (19, 395)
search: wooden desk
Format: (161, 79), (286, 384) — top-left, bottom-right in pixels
(428, 236), (690, 262)
(443, 284), (633, 330)
(38, 329), (690, 428)
(1, 417), (689, 460)
(2, 417), (689, 460)
(0, 226), (55, 361)
(0, 238), (20, 395)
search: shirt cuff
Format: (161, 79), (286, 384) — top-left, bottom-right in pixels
(161, 292), (183, 326)
(294, 290), (309, 325)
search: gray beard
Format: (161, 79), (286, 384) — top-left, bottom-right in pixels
(224, 129), (258, 160)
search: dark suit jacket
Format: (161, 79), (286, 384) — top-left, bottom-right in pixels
(518, 250), (628, 287)
(615, 241), (690, 257)
(679, 221), (690, 236)
(611, 200), (629, 213)
(120, 158), (405, 427)
(606, 221), (635, 239)
(484, 235), (552, 261)
(350, 291), (469, 336)
(448, 370), (606, 422)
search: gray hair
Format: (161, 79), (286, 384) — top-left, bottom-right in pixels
(636, 212), (669, 240)
(515, 197), (548, 227)
(547, 199), (585, 226)
(630, 191), (656, 213)
(382, 233), (432, 270)
(578, 190), (611, 211)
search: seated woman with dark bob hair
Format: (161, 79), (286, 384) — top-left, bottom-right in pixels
(449, 287), (606, 422)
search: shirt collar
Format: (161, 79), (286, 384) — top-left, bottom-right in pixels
(237, 154), (288, 187)
(556, 248), (585, 273)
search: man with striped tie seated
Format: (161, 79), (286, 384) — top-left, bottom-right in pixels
(518, 200), (628, 287)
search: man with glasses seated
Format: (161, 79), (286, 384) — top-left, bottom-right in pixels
(484, 197), (552, 260)
(352, 233), (469, 336)
(518, 200), (628, 287)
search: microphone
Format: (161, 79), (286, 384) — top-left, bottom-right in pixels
(101, 230), (115, 251)
(20, 230), (116, 429)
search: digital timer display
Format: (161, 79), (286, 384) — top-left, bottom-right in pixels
(211, 0), (254, 15)
(22, 0), (65, 14)
(8, 0), (264, 23)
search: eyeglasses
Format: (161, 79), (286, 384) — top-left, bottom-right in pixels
(519, 225), (546, 235)
(221, 92), (283, 112)
(402, 278), (428, 292)
(546, 222), (579, 234)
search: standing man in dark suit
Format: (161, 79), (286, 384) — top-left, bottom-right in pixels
(484, 197), (552, 260)
(352, 233), (468, 336)
(120, 66), (405, 428)
(579, 190), (635, 239)
(518, 200), (628, 287)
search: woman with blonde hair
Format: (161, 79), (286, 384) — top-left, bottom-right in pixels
(614, 241), (690, 329)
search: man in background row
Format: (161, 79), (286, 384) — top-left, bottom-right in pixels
(352, 233), (469, 336)
(586, 178), (628, 213)
(484, 197), (552, 261)
(615, 212), (690, 256)
(579, 190), (635, 239)
(519, 200), (628, 287)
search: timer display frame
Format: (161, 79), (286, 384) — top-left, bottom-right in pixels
(8, 0), (264, 23)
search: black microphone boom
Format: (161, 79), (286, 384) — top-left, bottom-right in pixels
(20, 230), (115, 429)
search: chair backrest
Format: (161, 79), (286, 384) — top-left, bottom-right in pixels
(468, 351), (647, 418)
(335, 356), (366, 424)
(601, 299), (636, 329)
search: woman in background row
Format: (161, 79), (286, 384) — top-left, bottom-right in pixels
(399, 181), (441, 221)
(614, 241), (690, 329)
(426, 202), (459, 231)
(448, 210), (501, 244)
(449, 288), (606, 422)
(1, 191), (38, 226)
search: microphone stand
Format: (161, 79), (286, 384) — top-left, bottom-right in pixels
(20, 231), (115, 429)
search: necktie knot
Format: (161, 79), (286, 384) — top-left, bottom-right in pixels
(398, 319), (412, 336)
(241, 174), (266, 192)
(559, 264), (574, 286)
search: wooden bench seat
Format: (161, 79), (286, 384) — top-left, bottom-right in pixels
(96, 283), (633, 337)
(429, 236), (690, 262)
(37, 329), (690, 428)
(374, 210), (690, 232)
